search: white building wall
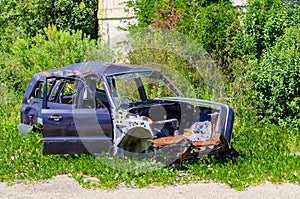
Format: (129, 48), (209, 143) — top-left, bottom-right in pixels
(98, 0), (136, 49)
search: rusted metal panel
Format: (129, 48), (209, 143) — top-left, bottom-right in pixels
(192, 133), (222, 147)
(150, 135), (186, 147)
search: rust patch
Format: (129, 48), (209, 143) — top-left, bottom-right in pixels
(183, 128), (193, 136)
(192, 133), (222, 147)
(38, 69), (82, 78)
(38, 71), (52, 76)
(82, 70), (96, 77)
(210, 113), (218, 134)
(150, 135), (186, 147)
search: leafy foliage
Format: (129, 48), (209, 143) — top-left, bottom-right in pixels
(52, 0), (98, 39)
(235, 0), (300, 60)
(127, 0), (241, 78)
(248, 27), (300, 126)
(0, 0), (98, 54)
(0, 25), (113, 93)
(230, 0), (300, 126)
(228, 0), (300, 126)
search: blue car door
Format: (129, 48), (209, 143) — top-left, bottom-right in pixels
(41, 76), (113, 154)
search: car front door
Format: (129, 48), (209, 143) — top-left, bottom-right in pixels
(41, 76), (113, 154)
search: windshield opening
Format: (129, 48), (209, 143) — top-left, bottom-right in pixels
(106, 71), (181, 107)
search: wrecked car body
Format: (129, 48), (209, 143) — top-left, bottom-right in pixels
(19, 62), (234, 163)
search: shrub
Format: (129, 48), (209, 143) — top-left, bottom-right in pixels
(248, 26), (300, 126)
(126, 0), (241, 80)
(235, 0), (300, 60)
(230, 0), (300, 124)
(0, 25), (114, 93)
(0, 0), (98, 40)
(0, 0), (98, 58)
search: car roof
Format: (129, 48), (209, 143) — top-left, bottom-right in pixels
(24, 62), (162, 98)
(35, 62), (159, 79)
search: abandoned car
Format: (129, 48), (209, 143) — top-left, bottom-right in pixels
(18, 62), (234, 163)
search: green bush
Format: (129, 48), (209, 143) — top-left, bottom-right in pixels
(230, 0), (300, 125)
(0, 25), (113, 93)
(0, 0), (98, 58)
(126, 0), (241, 79)
(235, 0), (300, 60)
(248, 26), (300, 126)
(52, 0), (98, 39)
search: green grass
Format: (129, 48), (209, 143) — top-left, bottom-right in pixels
(0, 102), (299, 190)
(0, 93), (299, 190)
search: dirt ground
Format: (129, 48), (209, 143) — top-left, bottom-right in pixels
(0, 175), (299, 199)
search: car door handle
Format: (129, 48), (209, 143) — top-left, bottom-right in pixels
(48, 115), (63, 121)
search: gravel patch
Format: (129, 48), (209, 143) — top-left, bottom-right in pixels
(0, 175), (299, 199)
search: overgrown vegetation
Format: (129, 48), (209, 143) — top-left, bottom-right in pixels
(1, 25), (113, 93)
(248, 26), (300, 127)
(127, 0), (241, 79)
(0, 0), (299, 190)
(0, 0), (98, 55)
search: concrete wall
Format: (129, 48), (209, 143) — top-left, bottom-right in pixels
(232, 0), (247, 7)
(98, 0), (136, 49)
